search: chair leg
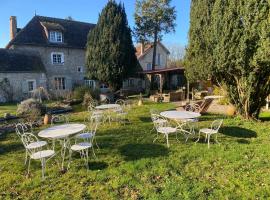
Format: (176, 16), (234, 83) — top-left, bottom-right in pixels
(24, 150), (28, 165)
(153, 132), (159, 143)
(205, 134), (208, 142)
(94, 137), (100, 150)
(195, 131), (201, 143)
(92, 146), (96, 158)
(207, 134), (210, 149)
(41, 158), (46, 179)
(27, 158), (31, 175)
(166, 134), (169, 147)
(68, 149), (72, 169)
(86, 149), (89, 170)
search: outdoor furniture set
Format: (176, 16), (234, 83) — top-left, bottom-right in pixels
(151, 103), (223, 148)
(15, 101), (130, 179)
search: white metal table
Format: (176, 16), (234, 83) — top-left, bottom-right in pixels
(160, 111), (201, 120)
(160, 111), (201, 142)
(38, 124), (86, 170)
(95, 104), (120, 110)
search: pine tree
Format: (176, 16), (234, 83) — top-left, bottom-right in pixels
(184, 0), (215, 83)
(86, 1), (139, 91)
(134, 0), (176, 70)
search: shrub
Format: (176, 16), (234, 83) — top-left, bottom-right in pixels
(72, 86), (100, 101)
(213, 85), (229, 105)
(82, 93), (94, 108)
(17, 98), (46, 121)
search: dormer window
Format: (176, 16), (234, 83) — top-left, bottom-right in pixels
(49, 31), (63, 43)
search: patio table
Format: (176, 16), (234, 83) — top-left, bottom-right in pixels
(95, 104), (120, 110)
(38, 123), (86, 170)
(160, 111), (201, 141)
(160, 111), (201, 120)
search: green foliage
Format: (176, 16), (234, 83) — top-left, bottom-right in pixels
(86, 1), (139, 91)
(82, 93), (94, 108)
(2, 102), (270, 198)
(185, 0), (270, 119)
(134, 0), (176, 69)
(184, 0), (215, 82)
(72, 86), (100, 102)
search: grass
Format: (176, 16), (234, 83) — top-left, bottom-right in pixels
(1, 102), (270, 199)
(0, 103), (17, 116)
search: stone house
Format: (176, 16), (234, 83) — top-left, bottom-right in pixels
(123, 42), (185, 93)
(0, 15), (95, 101)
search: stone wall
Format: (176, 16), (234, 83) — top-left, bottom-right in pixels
(12, 45), (86, 91)
(0, 72), (46, 102)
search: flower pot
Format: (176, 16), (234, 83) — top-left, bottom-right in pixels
(44, 114), (51, 125)
(227, 105), (236, 116)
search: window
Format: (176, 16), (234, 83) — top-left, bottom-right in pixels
(128, 79), (134, 87)
(77, 66), (83, 73)
(51, 52), (64, 65)
(147, 63), (152, 70)
(49, 31), (63, 43)
(54, 77), (66, 90)
(157, 53), (161, 66)
(85, 80), (96, 89)
(27, 80), (36, 92)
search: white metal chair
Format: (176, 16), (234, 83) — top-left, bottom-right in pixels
(21, 133), (55, 179)
(114, 105), (129, 125)
(196, 119), (223, 148)
(69, 121), (98, 169)
(151, 114), (178, 147)
(15, 123), (47, 165)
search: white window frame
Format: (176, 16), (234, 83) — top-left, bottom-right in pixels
(49, 31), (63, 43)
(77, 66), (83, 73)
(85, 80), (96, 89)
(51, 52), (64, 65)
(127, 79), (135, 87)
(54, 77), (66, 90)
(26, 79), (36, 92)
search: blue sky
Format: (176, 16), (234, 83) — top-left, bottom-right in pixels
(0, 0), (191, 48)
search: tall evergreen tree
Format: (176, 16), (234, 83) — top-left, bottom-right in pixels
(134, 0), (176, 70)
(184, 0), (215, 82)
(185, 0), (270, 119)
(86, 1), (139, 90)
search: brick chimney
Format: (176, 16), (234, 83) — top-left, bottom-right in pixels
(10, 16), (17, 40)
(140, 42), (145, 56)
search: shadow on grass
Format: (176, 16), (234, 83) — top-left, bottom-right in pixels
(139, 117), (151, 123)
(88, 161), (108, 170)
(119, 143), (169, 161)
(220, 126), (257, 138)
(0, 142), (23, 155)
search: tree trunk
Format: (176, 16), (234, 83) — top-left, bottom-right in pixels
(152, 28), (158, 71)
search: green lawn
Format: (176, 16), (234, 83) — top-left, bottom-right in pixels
(0, 103), (17, 116)
(1, 102), (270, 199)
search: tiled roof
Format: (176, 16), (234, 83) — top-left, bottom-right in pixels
(135, 42), (170, 59)
(6, 16), (95, 49)
(0, 49), (45, 73)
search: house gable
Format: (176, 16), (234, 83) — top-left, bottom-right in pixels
(6, 16), (96, 49)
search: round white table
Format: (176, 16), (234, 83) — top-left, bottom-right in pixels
(95, 104), (120, 110)
(160, 111), (201, 142)
(38, 124), (86, 139)
(38, 124), (86, 170)
(160, 111), (201, 120)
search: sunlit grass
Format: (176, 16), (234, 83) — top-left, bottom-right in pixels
(1, 101), (270, 199)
